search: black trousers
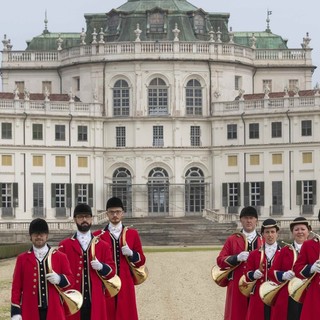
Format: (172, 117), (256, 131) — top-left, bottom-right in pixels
(81, 307), (91, 320)
(39, 308), (47, 320)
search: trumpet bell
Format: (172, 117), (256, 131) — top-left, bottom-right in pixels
(61, 289), (83, 316)
(259, 281), (286, 306)
(288, 277), (309, 303)
(103, 275), (122, 298)
(238, 274), (256, 297)
(211, 265), (235, 287)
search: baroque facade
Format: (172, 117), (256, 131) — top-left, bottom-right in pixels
(0, 0), (318, 221)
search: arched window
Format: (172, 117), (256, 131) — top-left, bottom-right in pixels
(148, 167), (169, 214)
(148, 78), (168, 115)
(186, 79), (202, 115)
(185, 167), (205, 214)
(112, 168), (132, 214)
(113, 80), (130, 116)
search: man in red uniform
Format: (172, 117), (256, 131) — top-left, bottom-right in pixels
(59, 203), (116, 320)
(268, 217), (311, 320)
(217, 206), (263, 320)
(94, 197), (146, 320)
(11, 218), (74, 320)
(244, 218), (281, 320)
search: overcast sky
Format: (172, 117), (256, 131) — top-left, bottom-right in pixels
(0, 0), (319, 87)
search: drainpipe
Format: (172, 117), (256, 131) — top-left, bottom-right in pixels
(102, 61), (107, 116)
(69, 114), (73, 217)
(23, 112), (27, 212)
(57, 67), (62, 94)
(241, 112), (246, 182)
(286, 110), (292, 210)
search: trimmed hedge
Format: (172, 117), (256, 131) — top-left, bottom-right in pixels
(0, 243), (30, 259)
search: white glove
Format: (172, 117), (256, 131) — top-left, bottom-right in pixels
(282, 270), (295, 281)
(121, 244), (133, 257)
(11, 315), (22, 320)
(253, 269), (263, 279)
(311, 260), (320, 273)
(91, 258), (103, 271)
(46, 272), (61, 285)
(237, 251), (249, 262)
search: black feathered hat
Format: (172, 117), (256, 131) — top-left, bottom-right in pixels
(261, 218), (279, 233)
(73, 203), (92, 217)
(239, 206), (258, 219)
(290, 217), (311, 232)
(106, 197), (124, 210)
(29, 218), (49, 235)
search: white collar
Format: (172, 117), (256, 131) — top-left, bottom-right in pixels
(33, 244), (49, 262)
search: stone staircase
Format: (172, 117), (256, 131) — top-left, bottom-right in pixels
(93, 216), (237, 246)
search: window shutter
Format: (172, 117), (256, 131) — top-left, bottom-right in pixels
(66, 184), (72, 208)
(296, 181), (302, 206)
(312, 180), (317, 205)
(13, 183), (19, 207)
(74, 184), (79, 205)
(0, 183), (2, 206)
(222, 183), (227, 207)
(88, 184), (93, 207)
(244, 182), (249, 206)
(260, 182), (265, 206)
(51, 184), (56, 208)
(237, 183), (241, 206)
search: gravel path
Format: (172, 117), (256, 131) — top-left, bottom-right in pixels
(0, 250), (226, 320)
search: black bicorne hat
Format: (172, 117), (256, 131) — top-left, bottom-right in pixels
(73, 203), (92, 217)
(106, 197), (124, 210)
(29, 218), (49, 235)
(290, 217), (311, 232)
(239, 206), (258, 219)
(261, 218), (279, 233)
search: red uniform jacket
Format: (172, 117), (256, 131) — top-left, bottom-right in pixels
(245, 244), (281, 320)
(59, 234), (116, 320)
(268, 245), (297, 320)
(94, 226), (146, 320)
(293, 237), (320, 320)
(217, 232), (263, 320)
(11, 248), (74, 320)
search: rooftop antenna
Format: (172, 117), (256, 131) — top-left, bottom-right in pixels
(43, 10), (49, 34)
(266, 9), (272, 33)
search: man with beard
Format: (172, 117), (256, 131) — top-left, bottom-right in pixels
(94, 197), (146, 320)
(59, 204), (116, 320)
(11, 218), (74, 320)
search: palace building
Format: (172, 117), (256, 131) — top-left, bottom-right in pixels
(0, 0), (318, 222)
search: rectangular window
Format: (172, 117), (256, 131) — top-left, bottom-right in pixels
(249, 123), (259, 139)
(289, 79), (299, 91)
(250, 182), (261, 206)
(302, 152), (312, 164)
(78, 156), (88, 168)
(301, 120), (312, 136)
(227, 124), (237, 140)
(42, 81), (52, 94)
(153, 126), (164, 147)
(73, 77), (80, 91)
(228, 155), (238, 166)
(15, 81), (25, 93)
(1, 155), (12, 166)
(1, 122), (12, 139)
(250, 154), (260, 165)
(303, 181), (314, 205)
(1, 183), (12, 208)
(76, 184), (88, 204)
(190, 126), (200, 146)
(228, 183), (239, 207)
(55, 156), (66, 167)
(32, 124), (43, 140)
(262, 79), (272, 92)
(235, 76), (242, 90)
(33, 155), (43, 167)
(271, 122), (282, 138)
(33, 183), (44, 208)
(272, 154), (282, 165)
(78, 125), (88, 142)
(55, 184), (66, 208)
(272, 181), (283, 205)
(116, 127), (126, 147)
(55, 125), (66, 141)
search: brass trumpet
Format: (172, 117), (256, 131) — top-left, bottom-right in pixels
(260, 241), (297, 306)
(47, 248), (83, 316)
(211, 264), (238, 287)
(91, 236), (122, 297)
